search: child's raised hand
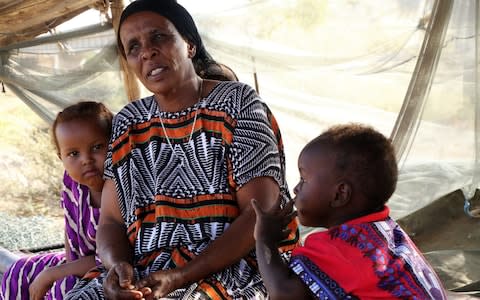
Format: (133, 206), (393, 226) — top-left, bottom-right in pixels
(251, 198), (297, 246)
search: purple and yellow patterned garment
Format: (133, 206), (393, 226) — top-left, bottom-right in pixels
(289, 206), (447, 299)
(0, 172), (99, 300)
(65, 81), (298, 300)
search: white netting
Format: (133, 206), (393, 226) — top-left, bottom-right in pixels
(0, 0), (478, 249)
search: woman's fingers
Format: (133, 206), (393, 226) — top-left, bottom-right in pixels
(116, 262), (136, 290)
(104, 263), (144, 300)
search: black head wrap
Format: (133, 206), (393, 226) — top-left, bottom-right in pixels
(117, 0), (214, 75)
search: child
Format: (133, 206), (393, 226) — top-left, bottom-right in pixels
(1, 101), (113, 300)
(251, 124), (447, 300)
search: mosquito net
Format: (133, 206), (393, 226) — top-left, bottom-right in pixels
(0, 0), (478, 259)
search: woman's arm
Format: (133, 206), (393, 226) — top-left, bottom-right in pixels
(96, 179), (144, 299)
(136, 176), (280, 297)
(182, 176), (279, 279)
(96, 179), (132, 269)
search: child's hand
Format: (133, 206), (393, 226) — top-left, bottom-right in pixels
(251, 198), (297, 246)
(29, 268), (55, 300)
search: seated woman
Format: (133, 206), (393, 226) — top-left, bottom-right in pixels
(65, 1), (298, 299)
(252, 124), (447, 299)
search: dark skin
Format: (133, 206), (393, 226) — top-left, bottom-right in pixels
(28, 119), (107, 300)
(251, 199), (312, 300)
(100, 10), (283, 299)
(99, 177), (280, 300)
(252, 146), (369, 300)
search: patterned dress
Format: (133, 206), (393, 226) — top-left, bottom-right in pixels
(289, 206), (447, 299)
(0, 173), (100, 300)
(66, 81), (298, 299)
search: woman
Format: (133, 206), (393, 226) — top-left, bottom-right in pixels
(66, 1), (298, 299)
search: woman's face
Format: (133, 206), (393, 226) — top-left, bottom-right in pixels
(119, 11), (195, 94)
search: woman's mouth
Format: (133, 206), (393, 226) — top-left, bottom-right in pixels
(147, 67), (166, 79)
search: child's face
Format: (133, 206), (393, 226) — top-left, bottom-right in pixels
(56, 118), (108, 192)
(293, 147), (338, 228)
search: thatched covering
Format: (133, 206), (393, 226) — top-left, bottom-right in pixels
(0, 0), (108, 48)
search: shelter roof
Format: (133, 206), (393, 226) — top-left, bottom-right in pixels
(0, 0), (108, 48)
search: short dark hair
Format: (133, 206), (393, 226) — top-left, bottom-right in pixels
(305, 123), (398, 209)
(52, 101), (113, 154)
(117, 0), (215, 76)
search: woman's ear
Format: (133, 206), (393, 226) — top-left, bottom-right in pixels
(330, 181), (352, 208)
(187, 43), (196, 58)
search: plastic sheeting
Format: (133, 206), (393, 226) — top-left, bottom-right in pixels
(0, 0), (478, 242)
(191, 0), (479, 220)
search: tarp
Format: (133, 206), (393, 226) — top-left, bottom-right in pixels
(0, 0), (479, 293)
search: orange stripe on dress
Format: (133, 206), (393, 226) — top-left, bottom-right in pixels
(127, 204), (156, 244)
(82, 267), (102, 280)
(136, 251), (161, 267)
(112, 110), (236, 164)
(154, 204), (239, 221)
(111, 129), (133, 165)
(279, 217), (301, 253)
(170, 247), (194, 268)
(226, 159), (237, 191)
(198, 279), (231, 300)
(154, 193), (239, 220)
(126, 195), (239, 243)
(154, 193), (235, 203)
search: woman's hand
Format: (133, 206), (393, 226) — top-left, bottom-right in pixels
(251, 197), (297, 247)
(29, 268), (55, 300)
(103, 261), (146, 300)
(135, 269), (184, 300)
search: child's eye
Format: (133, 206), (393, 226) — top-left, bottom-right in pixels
(92, 144), (104, 152)
(67, 151), (79, 157)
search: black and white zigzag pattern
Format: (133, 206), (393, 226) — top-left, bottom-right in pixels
(71, 81), (288, 299)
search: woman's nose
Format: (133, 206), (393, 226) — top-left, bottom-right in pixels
(141, 44), (157, 60)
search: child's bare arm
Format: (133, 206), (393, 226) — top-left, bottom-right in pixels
(29, 255), (96, 300)
(251, 199), (313, 300)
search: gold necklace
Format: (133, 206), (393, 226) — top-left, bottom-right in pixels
(159, 78), (203, 167)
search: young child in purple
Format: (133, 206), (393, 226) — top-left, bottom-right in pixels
(1, 101), (113, 300)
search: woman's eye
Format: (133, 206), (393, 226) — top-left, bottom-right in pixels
(152, 32), (170, 44)
(127, 44), (139, 55)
